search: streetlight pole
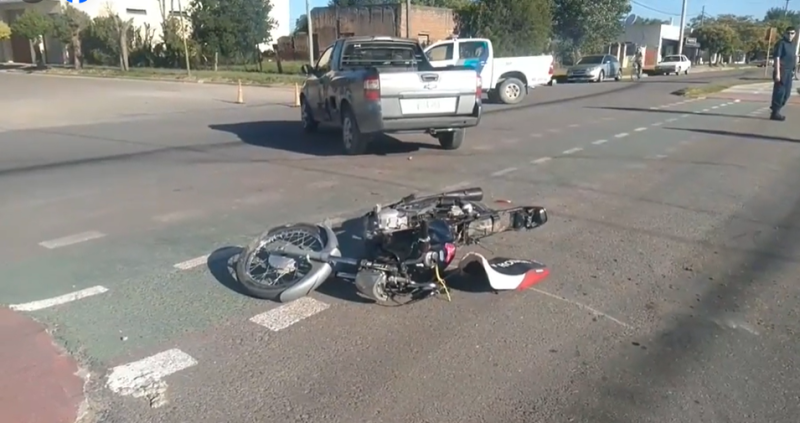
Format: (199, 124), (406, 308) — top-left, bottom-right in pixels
(677, 0), (688, 56)
(306, 0), (314, 64)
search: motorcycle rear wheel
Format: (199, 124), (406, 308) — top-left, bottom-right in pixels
(235, 223), (328, 301)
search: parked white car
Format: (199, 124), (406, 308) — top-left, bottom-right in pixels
(654, 55), (692, 75)
(425, 37), (554, 105)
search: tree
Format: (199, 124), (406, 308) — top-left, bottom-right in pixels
(51, 5), (91, 69)
(191, 0), (275, 67)
(0, 21), (10, 41)
(9, 9), (53, 67)
(764, 8), (800, 30)
(110, 14), (133, 70)
(457, 0), (552, 56)
(634, 17), (669, 25)
(553, 0), (631, 58)
(294, 14), (308, 34)
(693, 23), (737, 57)
(328, 0), (468, 7)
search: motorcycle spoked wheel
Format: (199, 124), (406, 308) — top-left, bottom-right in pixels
(235, 223), (327, 301)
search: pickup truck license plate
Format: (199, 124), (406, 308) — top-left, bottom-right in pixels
(400, 98), (457, 115)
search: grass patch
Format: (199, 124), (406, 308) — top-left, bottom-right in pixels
(41, 65), (306, 86)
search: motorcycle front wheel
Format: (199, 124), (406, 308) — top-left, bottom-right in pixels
(235, 223), (331, 302)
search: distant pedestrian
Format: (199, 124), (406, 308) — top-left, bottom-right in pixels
(770, 26), (796, 121)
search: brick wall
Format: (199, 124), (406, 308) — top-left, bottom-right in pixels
(278, 4), (456, 62)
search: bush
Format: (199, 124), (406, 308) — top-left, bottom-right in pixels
(0, 21), (10, 41)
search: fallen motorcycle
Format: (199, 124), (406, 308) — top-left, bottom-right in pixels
(234, 187), (550, 305)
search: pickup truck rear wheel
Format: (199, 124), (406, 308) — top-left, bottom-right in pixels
(341, 108), (370, 155)
(498, 78), (525, 104)
(437, 129), (464, 150)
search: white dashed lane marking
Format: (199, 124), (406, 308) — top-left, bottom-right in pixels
(615, 133), (629, 138)
(106, 348), (198, 407)
(250, 297), (330, 331)
(491, 167), (518, 177)
(9, 285), (109, 311)
(591, 139), (608, 145)
(39, 231), (106, 249)
(174, 255), (210, 270)
(561, 147), (583, 155)
(531, 157), (552, 164)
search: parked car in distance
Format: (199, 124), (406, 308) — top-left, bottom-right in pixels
(566, 54), (622, 83)
(654, 55), (692, 75)
(300, 36), (482, 155)
(424, 37), (554, 105)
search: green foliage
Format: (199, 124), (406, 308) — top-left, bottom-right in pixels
(191, 0), (276, 61)
(693, 24), (738, 56)
(9, 9), (52, 41)
(0, 21), (10, 41)
(294, 14), (308, 34)
(634, 18), (668, 25)
(553, 0), (630, 55)
(764, 7), (800, 30)
(81, 16), (123, 65)
(456, 0), (552, 56)
(51, 5), (90, 44)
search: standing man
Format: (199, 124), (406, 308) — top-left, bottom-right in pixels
(770, 26), (796, 121)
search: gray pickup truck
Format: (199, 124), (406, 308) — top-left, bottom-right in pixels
(300, 36), (482, 155)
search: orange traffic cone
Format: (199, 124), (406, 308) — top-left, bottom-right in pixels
(236, 80), (244, 104)
(293, 83), (301, 107)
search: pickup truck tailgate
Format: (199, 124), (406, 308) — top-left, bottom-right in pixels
(378, 70), (478, 119)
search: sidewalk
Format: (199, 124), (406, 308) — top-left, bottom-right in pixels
(0, 307), (86, 423)
(706, 81), (800, 104)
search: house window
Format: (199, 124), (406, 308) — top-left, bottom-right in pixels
(126, 8), (147, 16)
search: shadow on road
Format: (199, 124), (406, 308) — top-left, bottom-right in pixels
(536, 176), (800, 420)
(209, 120), (441, 157)
(665, 127), (796, 143)
(586, 105), (762, 120)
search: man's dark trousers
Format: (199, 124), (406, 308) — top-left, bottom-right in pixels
(771, 69), (794, 115)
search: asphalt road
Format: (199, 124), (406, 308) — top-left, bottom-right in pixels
(3, 68), (799, 423)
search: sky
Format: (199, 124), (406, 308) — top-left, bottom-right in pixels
(288, 0), (791, 31)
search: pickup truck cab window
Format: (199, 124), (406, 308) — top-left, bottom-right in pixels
(426, 44), (453, 61)
(316, 46), (333, 72)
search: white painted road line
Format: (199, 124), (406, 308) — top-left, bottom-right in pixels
(568, 124), (580, 128)
(174, 255), (210, 270)
(106, 348), (198, 407)
(531, 157), (552, 164)
(651, 122), (663, 127)
(734, 99), (741, 102)
(39, 231), (106, 249)
(529, 133), (542, 138)
(250, 297), (330, 331)
(10, 285), (109, 311)
(634, 127), (647, 132)
(591, 139), (608, 145)
(614, 133), (629, 138)
(491, 167), (518, 177)
(153, 210), (205, 224)
(681, 114), (690, 117)
(530, 288), (634, 330)
(561, 147), (583, 155)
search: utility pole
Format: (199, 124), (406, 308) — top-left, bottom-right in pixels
(406, 0), (411, 38)
(785, 0), (790, 14)
(306, 0), (314, 65)
(677, 0), (688, 56)
(699, 6), (705, 26)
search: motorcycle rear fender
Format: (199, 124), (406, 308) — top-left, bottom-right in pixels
(277, 224), (341, 303)
(458, 252), (549, 291)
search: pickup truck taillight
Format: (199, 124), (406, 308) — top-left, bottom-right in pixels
(548, 62), (554, 75)
(476, 75), (482, 97)
(364, 76), (380, 101)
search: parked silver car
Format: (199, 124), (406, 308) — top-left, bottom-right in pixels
(566, 54), (622, 83)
